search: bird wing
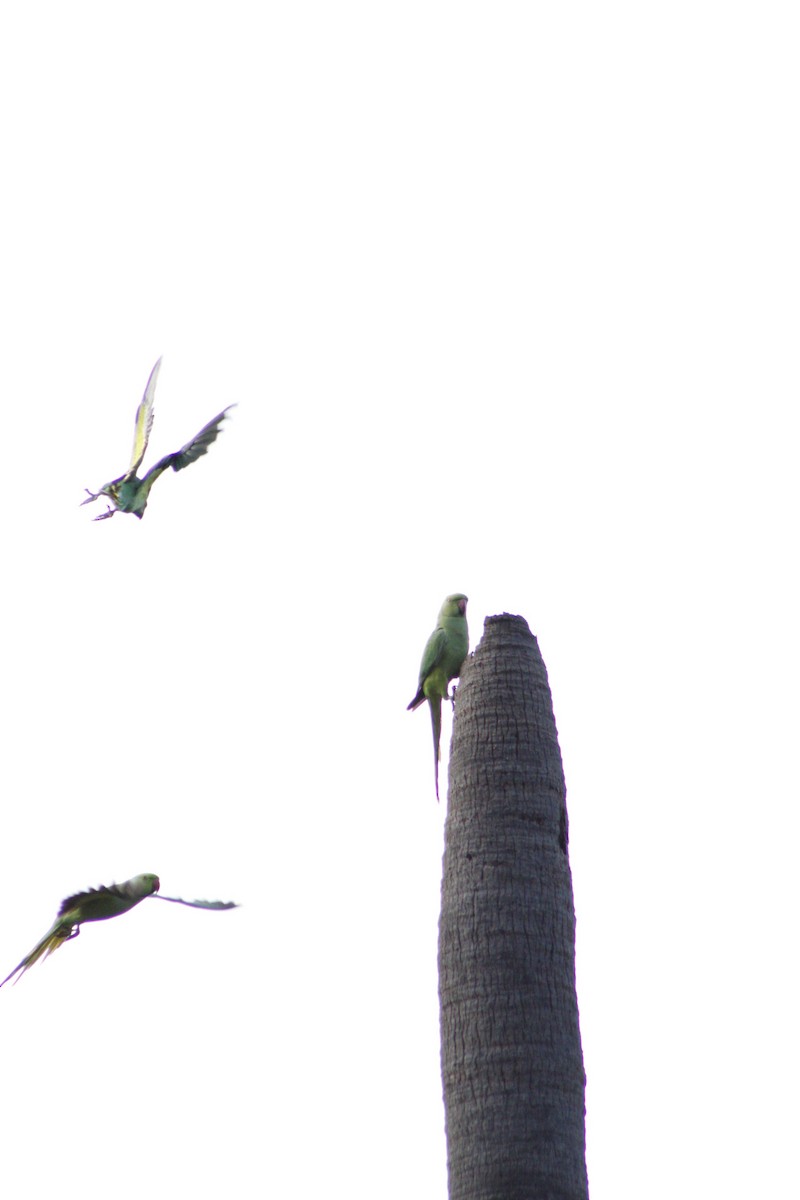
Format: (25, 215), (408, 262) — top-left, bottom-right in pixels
(169, 405), (235, 473)
(57, 883), (116, 916)
(57, 875), (159, 922)
(407, 627), (448, 709)
(126, 358), (161, 478)
(57, 883), (131, 922)
(418, 627), (447, 683)
(135, 405), (234, 505)
(151, 894), (239, 910)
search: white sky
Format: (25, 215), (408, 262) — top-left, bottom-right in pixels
(1, 3), (798, 1197)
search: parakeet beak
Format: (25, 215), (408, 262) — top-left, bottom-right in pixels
(458, 598), (467, 614)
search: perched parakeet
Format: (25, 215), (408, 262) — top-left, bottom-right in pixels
(82, 357), (234, 519)
(407, 593), (469, 800)
(0, 873), (238, 987)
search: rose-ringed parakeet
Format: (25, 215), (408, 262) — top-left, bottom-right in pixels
(407, 593), (469, 800)
(0, 873), (238, 987)
(81, 358), (234, 520)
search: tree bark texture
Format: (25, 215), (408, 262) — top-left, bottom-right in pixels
(439, 614), (588, 1200)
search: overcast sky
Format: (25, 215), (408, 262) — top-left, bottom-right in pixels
(1, 4), (797, 1198)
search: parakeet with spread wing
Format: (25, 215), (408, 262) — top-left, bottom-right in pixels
(1, 873), (238, 987)
(82, 358), (234, 519)
(407, 593), (469, 800)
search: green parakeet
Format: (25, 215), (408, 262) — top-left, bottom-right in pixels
(82, 357), (234, 519)
(1, 873), (238, 987)
(407, 593), (469, 800)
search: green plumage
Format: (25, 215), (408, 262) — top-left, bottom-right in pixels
(1, 873), (239, 987)
(408, 593), (469, 800)
(82, 358), (234, 520)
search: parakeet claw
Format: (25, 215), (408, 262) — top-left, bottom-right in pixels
(93, 507), (116, 521)
(80, 489), (99, 505)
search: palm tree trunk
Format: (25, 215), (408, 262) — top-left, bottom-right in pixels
(439, 614), (588, 1200)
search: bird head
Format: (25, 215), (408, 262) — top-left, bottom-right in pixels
(133, 873), (161, 897)
(443, 593), (468, 618)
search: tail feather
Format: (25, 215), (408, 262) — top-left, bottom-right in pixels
(430, 696), (442, 802)
(0, 922), (73, 988)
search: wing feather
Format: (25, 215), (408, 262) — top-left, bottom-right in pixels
(137, 405), (234, 496)
(170, 405), (235, 472)
(418, 627), (447, 683)
(57, 881), (126, 917)
(151, 894), (239, 910)
(126, 358), (161, 477)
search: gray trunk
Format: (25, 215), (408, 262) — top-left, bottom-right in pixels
(439, 614), (588, 1200)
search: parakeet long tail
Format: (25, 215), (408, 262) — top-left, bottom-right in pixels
(430, 695), (442, 802)
(0, 923), (73, 988)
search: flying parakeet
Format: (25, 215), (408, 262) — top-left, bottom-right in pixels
(0, 873), (238, 987)
(82, 358), (234, 519)
(407, 593), (469, 800)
